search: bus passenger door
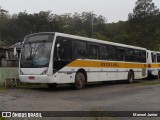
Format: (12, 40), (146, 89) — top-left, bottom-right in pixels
(53, 36), (73, 83)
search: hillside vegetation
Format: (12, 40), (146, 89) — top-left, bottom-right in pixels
(0, 0), (160, 50)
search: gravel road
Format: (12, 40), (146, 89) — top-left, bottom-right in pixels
(0, 79), (160, 120)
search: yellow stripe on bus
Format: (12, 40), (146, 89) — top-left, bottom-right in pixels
(67, 60), (147, 68)
(149, 64), (160, 68)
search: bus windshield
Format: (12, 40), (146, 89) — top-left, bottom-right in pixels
(20, 34), (54, 68)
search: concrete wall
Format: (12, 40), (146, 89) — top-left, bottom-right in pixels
(0, 67), (19, 86)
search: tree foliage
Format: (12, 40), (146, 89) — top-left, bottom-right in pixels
(0, 1), (160, 51)
(128, 0), (159, 19)
(128, 0), (160, 50)
(0, 9), (109, 45)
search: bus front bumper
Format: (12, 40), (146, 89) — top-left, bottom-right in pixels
(19, 75), (55, 83)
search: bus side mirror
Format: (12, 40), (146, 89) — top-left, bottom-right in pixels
(57, 43), (60, 60)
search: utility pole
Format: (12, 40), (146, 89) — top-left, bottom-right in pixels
(0, 31), (1, 47)
(91, 17), (94, 38)
(91, 12), (94, 38)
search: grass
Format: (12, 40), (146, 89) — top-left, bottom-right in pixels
(0, 117), (7, 120)
(140, 80), (160, 85)
(0, 86), (6, 92)
(16, 83), (47, 89)
(0, 82), (47, 90)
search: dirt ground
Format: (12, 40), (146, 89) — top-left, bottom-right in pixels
(0, 79), (160, 120)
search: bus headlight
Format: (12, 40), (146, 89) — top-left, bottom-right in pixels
(41, 68), (48, 75)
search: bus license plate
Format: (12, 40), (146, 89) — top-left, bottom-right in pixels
(29, 76), (35, 80)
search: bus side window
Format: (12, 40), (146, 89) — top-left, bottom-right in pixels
(88, 44), (99, 59)
(54, 36), (72, 61)
(125, 48), (134, 62)
(141, 51), (146, 63)
(157, 53), (160, 62)
(134, 50), (141, 62)
(108, 45), (117, 60)
(117, 48), (124, 61)
(73, 40), (87, 59)
(151, 53), (156, 63)
(99, 44), (108, 60)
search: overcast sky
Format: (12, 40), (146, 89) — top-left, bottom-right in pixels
(0, 0), (160, 23)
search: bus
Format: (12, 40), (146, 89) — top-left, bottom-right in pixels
(147, 50), (160, 78)
(19, 32), (147, 89)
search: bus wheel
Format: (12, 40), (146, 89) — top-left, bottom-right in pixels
(74, 72), (85, 89)
(127, 71), (134, 84)
(47, 83), (57, 88)
(158, 71), (160, 79)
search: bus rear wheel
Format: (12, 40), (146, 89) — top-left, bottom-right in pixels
(127, 71), (134, 84)
(158, 71), (160, 79)
(74, 72), (85, 89)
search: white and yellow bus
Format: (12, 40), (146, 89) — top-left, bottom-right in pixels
(19, 32), (147, 89)
(147, 50), (160, 78)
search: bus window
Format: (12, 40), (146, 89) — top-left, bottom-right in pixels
(157, 53), (160, 62)
(88, 44), (99, 59)
(73, 40), (87, 59)
(99, 44), (108, 60)
(117, 48), (124, 61)
(54, 36), (72, 61)
(134, 50), (141, 62)
(141, 51), (146, 62)
(108, 45), (117, 60)
(151, 53), (156, 63)
(125, 48), (134, 62)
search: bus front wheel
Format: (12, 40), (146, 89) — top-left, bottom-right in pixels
(74, 72), (85, 89)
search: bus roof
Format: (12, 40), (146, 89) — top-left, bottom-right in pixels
(150, 51), (160, 54)
(27, 32), (147, 51)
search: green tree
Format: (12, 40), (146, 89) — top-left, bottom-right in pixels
(75, 30), (87, 37)
(0, 9), (110, 46)
(0, 6), (9, 46)
(128, 0), (160, 50)
(128, 0), (159, 19)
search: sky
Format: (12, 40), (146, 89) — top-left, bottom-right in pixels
(0, 0), (160, 23)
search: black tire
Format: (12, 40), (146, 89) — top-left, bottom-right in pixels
(127, 71), (134, 84)
(74, 72), (86, 89)
(158, 71), (160, 79)
(47, 83), (57, 88)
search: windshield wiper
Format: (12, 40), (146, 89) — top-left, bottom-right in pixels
(27, 40), (46, 59)
(28, 42), (33, 60)
(33, 40), (46, 58)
